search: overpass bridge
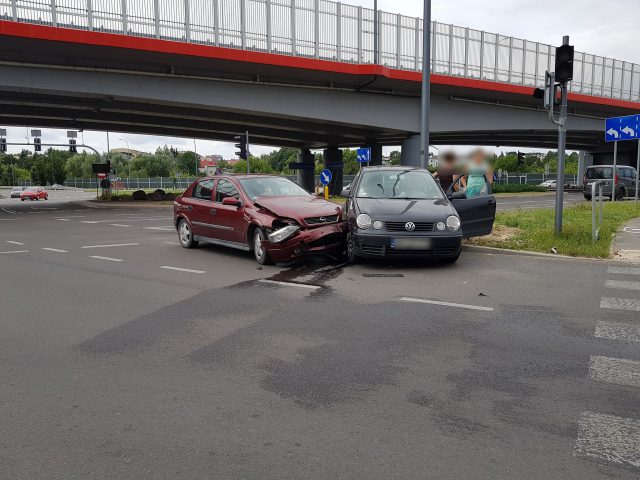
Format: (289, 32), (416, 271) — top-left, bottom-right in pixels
(0, 0), (639, 188)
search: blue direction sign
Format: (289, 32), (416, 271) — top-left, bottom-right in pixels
(357, 147), (371, 163)
(605, 114), (640, 142)
(320, 169), (333, 185)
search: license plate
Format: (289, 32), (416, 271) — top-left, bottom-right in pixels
(390, 238), (433, 250)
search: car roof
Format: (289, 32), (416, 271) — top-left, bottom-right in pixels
(360, 166), (428, 172)
(200, 174), (281, 181)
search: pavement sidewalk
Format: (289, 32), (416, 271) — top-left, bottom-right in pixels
(611, 216), (640, 264)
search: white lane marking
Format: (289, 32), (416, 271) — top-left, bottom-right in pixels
(115, 213), (144, 216)
(90, 255), (124, 262)
(600, 297), (640, 312)
(589, 356), (640, 388)
(595, 321), (640, 343)
(27, 211), (49, 214)
(54, 215), (86, 219)
(605, 279), (640, 291)
(0, 219), (17, 221)
(109, 224), (132, 228)
(0, 250), (29, 254)
(144, 226), (174, 231)
(259, 279), (321, 290)
(1, 208), (16, 215)
(575, 411), (640, 467)
(32, 207), (57, 210)
(608, 265), (640, 276)
(42, 248), (68, 253)
(398, 297), (494, 312)
(6, 241), (24, 245)
(56, 219), (71, 222)
(160, 266), (206, 274)
(81, 243), (140, 249)
(80, 217), (167, 224)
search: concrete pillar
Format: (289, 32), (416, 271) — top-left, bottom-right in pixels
(577, 151), (593, 186)
(296, 148), (315, 192)
(400, 135), (421, 167)
(365, 143), (383, 166)
(323, 146), (344, 195)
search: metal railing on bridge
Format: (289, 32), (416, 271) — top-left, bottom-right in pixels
(1, 0), (638, 102)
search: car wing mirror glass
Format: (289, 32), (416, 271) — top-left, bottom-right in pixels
(222, 197), (242, 207)
(340, 188), (351, 198)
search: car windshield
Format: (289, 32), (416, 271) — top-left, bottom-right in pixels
(586, 167), (613, 179)
(25, 187), (38, 192)
(239, 177), (309, 201)
(356, 170), (444, 200)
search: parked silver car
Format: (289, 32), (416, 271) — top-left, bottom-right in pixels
(583, 165), (638, 201)
(10, 187), (24, 198)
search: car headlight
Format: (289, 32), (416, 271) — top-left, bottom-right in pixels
(436, 222), (446, 231)
(268, 225), (300, 243)
(356, 214), (372, 230)
(446, 215), (461, 231)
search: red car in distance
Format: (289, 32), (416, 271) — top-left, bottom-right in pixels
(20, 186), (48, 201)
(173, 175), (347, 265)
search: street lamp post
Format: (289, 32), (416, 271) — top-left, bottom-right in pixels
(373, 0), (378, 64)
(420, 0), (431, 169)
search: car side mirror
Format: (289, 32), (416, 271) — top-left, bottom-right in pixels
(340, 188), (351, 198)
(450, 191), (467, 200)
(222, 197), (242, 207)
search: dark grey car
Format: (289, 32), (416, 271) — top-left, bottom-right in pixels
(341, 167), (496, 263)
(583, 165), (638, 201)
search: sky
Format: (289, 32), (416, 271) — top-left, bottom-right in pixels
(2, 0), (635, 158)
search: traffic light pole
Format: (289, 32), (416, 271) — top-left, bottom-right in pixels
(246, 131), (250, 175)
(555, 83), (568, 232)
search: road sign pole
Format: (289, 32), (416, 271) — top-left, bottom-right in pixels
(246, 131), (250, 175)
(555, 82), (568, 234)
(612, 140), (618, 202)
(420, 0), (431, 169)
(636, 139), (640, 203)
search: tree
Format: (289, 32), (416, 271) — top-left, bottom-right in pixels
(176, 151), (199, 175)
(389, 150), (401, 165)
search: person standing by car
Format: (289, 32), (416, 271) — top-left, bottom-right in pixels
(461, 149), (493, 198)
(434, 151), (458, 193)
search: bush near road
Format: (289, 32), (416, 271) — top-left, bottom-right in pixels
(492, 184), (548, 194)
(469, 202), (640, 258)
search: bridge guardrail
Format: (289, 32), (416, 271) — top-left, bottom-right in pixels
(0, 0), (638, 103)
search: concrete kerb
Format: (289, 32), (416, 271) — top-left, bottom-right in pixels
(462, 244), (609, 262)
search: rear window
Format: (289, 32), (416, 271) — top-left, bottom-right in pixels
(586, 167), (612, 179)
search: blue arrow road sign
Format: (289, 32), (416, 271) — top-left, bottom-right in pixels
(606, 114), (640, 142)
(320, 169), (333, 185)
(357, 147), (371, 163)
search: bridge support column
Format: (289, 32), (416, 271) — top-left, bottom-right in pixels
(577, 151), (593, 186)
(401, 135), (421, 167)
(365, 143), (383, 166)
(296, 148), (315, 192)
(323, 146), (344, 195)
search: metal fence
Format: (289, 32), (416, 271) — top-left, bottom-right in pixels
(1, 0), (638, 102)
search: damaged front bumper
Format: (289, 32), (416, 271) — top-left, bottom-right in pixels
(264, 223), (347, 263)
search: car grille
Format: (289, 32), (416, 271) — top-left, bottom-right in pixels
(305, 215), (340, 225)
(358, 243), (385, 256)
(384, 222), (434, 232)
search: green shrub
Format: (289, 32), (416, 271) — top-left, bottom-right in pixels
(492, 184), (548, 193)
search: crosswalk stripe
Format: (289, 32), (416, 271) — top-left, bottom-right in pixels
(600, 297), (640, 312)
(575, 411), (640, 467)
(589, 355), (640, 388)
(608, 265), (640, 276)
(595, 321), (640, 343)
(605, 279), (640, 291)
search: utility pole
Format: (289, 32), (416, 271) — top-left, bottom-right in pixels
(373, 0), (378, 64)
(420, 0), (431, 169)
(193, 138), (198, 176)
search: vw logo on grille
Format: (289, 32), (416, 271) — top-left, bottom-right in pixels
(319, 217), (327, 223)
(405, 222), (416, 232)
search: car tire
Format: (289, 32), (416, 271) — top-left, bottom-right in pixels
(346, 232), (359, 264)
(253, 227), (273, 265)
(177, 219), (198, 249)
(44, 196), (48, 200)
(584, 195), (592, 201)
(615, 188), (626, 201)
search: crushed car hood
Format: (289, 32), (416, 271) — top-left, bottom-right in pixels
(254, 195), (342, 221)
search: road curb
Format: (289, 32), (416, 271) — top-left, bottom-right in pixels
(462, 244), (608, 262)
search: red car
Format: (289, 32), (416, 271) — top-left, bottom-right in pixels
(173, 175), (347, 264)
(20, 186), (48, 201)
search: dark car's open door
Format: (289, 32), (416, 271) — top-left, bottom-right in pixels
(448, 177), (496, 239)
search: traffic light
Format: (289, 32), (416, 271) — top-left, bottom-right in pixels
(34, 137), (42, 152)
(517, 151), (525, 168)
(69, 138), (77, 153)
(0, 138), (6, 153)
(555, 44), (574, 84)
(234, 134), (248, 160)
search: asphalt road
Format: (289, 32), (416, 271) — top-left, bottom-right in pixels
(496, 191), (585, 212)
(1, 195), (639, 479)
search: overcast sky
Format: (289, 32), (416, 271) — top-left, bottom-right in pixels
(3, 0), (635, 157)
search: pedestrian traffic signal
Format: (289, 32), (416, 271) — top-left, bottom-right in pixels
(235, 134), (248, 160)
(34, 137), (42, 152)
(555, 44), (574, 84)
(0, 138), (6, 153)
(69, 138), (77, 153)
(517, 151), (525, 167)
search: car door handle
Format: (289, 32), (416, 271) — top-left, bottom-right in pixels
(210, 208), (217, 215)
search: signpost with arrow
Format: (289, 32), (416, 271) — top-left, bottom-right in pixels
(605, 114), (640, 202)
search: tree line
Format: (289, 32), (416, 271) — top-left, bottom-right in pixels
(0, 146), (577, 186)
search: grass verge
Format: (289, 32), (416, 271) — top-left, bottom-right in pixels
(468, 202), (640, 258)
